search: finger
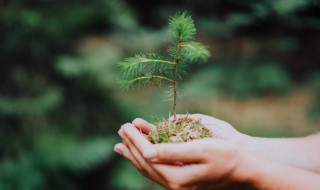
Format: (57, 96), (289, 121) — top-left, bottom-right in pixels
(118, 128), (124, 138)
(143, 139), (208, 163)
(119, 127), (148, 139)
(114, 143), (131, 159)
(132, 118), (155, 133)
(122, 137), (147, 176)
(187, 115), (240, 137)
(169, 114), (231, 136)
(123, 135), (166, 185)
(118, 123), (133, 139)
(121, 123), (153, 152)
(153, 163), (206, 188)
(114, 143), (142, 170)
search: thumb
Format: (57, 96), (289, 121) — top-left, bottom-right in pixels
(143, 140), (205, 163)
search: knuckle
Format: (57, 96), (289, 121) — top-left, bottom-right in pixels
(224, 142), (237, 152)
(221, 121), (232, 128)
(201, 148), (209, 157)
(176, 178), (189, 187)
(168, 182), (182, 190)
(139, 161), (148, 170)
(230, 145), (240, 157)
(201, 143), (212, 154)
(167, 176), (189, 189)
(123, 123), (132, 127)
(158, 150), (172, 161)
(155, 146), (165, 157)
(138, 168), (148, 177)
(131, 162), (141, 170)
(121, 123), (133, 130)
(134, 163), (146, 174)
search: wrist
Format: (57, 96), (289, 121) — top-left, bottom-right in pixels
(230, 133), (260, 153)
(233, 150), (320, 190)
(231, 149), (264, 187)
(239, 135), (266, 156)
(241, 136), (287, 165)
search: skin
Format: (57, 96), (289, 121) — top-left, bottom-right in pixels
(114, 114), (320, 190)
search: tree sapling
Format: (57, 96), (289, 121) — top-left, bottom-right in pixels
(119, 12), (213, 143)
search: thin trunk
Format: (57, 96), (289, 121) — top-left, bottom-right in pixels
(173, 34), (182, 120)
(173, 63), (177, 119)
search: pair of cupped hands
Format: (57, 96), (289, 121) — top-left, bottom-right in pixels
(114, 114), (254, 190)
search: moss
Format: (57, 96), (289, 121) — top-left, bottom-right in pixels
(148, 115), (213, 144)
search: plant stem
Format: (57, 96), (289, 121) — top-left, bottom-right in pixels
(173, 34), (182, 120)
(173, 64), (177, 120)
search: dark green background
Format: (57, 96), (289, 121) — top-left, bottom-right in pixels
(0, 0), (319, 189)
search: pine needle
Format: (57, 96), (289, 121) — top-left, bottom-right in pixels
(181, 41), (211, 63)
(168, 11), (196, 43)
(118, 11), (211, 128)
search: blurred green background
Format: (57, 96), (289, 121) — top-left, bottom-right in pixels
(0, 0), (319, 189)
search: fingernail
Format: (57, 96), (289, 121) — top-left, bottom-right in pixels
(143, 149), (157, 159)
(132, 118), (138, 123)
(120, 126), (128, 135)
(118, 129), (124, 138)
(114, 146), (122, 155)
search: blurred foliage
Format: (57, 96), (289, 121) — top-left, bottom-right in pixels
(0, 136), (116, 190)
(0, 155), (43, 190)
(184, 62), (292, 98)
(0, 0), (133, 189)
(56, 46), (123, 88)
(112, 161), (148, 190)
(128, 0), (320, 76)
(307, 72), (320, 122)
(0, 0), (319, 189)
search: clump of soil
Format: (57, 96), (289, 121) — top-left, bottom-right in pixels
(148, 116), (213, 144)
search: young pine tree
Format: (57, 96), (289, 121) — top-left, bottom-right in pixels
(119, 12), (213, 143)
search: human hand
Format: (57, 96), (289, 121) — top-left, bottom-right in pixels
(116, 124), (320, 190)
(130, 114), (250, 148)
(114, 123), (168, 188)
(115, 115), (320, 189)
(115, 122), (253, 190)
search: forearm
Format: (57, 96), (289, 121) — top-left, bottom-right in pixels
(243, 133), (320, 173)
(236, 152), (320, 190)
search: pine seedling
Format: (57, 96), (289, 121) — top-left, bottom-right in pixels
(119, 12), (213, 143)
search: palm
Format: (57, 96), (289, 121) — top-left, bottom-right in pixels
(133, 114), (244, 144)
